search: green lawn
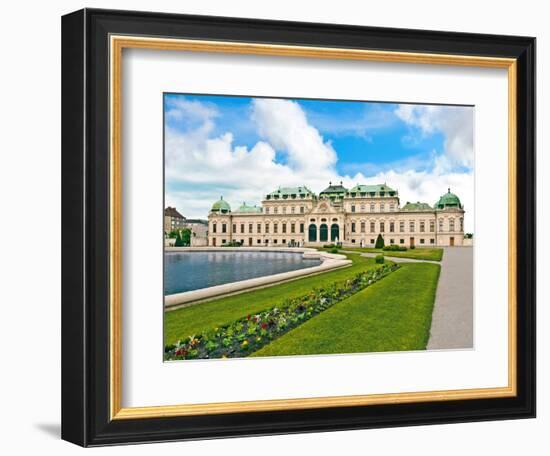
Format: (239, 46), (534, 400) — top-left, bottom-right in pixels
(164, 253), (378, 345)
(252, 262), (440, 357)
(341, 247), (443, 262)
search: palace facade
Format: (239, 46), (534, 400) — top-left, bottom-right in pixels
(207, 183), (465, 248)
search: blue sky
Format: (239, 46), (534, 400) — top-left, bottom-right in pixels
(164, 93), (474, 231)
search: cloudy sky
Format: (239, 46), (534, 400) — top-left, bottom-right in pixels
(164, 94), (474, 232)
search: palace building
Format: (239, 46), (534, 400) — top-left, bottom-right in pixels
(207, 183), (465, 248)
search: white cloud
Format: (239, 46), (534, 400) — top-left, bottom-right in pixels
(395, 104), (474, 172)
(166, 97), (474, 233)
(251, 98), (337, 173)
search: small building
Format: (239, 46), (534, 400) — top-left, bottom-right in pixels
(183, 219), (209, 247)
(164, 206), (186, 235)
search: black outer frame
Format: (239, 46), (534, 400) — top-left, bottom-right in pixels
(61, 8), (536, 447)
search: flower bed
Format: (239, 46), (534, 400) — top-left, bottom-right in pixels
(164, 262), (399, 361)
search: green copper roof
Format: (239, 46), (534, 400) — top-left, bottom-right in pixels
(435, 188), (462, 209)
(236, 202), (262, 213)
(347, 183), (397, 195)
(266, 186), (314, 199)
(211, 196), (231, 213)
(320, 182), (348, 195)
(402, 201), (433, 211)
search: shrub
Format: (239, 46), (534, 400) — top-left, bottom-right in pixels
(375, 254), (384, 264)
(383, 245), (407, 252)
(410, 245), (416, 249)
(323, 244), (339, 249)
(375, 234), (385, 249)
(329, 247), (339, 254)
(221, 240), (242, 247)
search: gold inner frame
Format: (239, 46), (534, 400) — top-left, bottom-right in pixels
(109, 35), (518, 420)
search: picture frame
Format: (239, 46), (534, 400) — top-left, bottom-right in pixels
(61, 8), (536, 446)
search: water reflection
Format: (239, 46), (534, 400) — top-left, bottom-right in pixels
(164, 251), (321, 295)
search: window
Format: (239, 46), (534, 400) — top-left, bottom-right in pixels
(212, 223), (217, 233)
(370, 203), (375, 212)
(351, 239), (356, 243)
(400, 239), (405, 244)
(409, 221), (415, 233)
(400, 221), (405, 232)
(232, 223), (236, 233)
(257, 223), (261, 233)
(291, 206), (295, 214)
(380, 222), (385, 232)
(351, 205), (356, 213)
(282, 239), (286, 244)
(291, 223), (295, 233)
(380, 203), (385, 212)
(389, 204), (395, 212)
(282, 207), (287, 214)
(300, 206), (305, 214)
(265, 207), (269, 214)
(370, 238), (375, 244)
(282, 223), (287, 234)
(430, 220), (435, 232)
(240, 224), (244, 234)
(430, 238), (435, 244)
(351, 222), (356, 233)
(248, 223), (253, 234)
(265, 223), (269, 233)
(360, 204), (365, 212)
(460, 217), (464, 231)
(274, 207), (278, 214)
(221, 239), (226, 244)
(300, 223), (304, 233)
(439, 218), (444, 232)
(449, 218), (455, 231)
(361, 221), (366, 233)
(274, 223), (278, 233)
(420, 239), (425, 244)
(222, 224), (227, 233)
(257, 239), (261, 244)
(390, 221), (395, 233)
(420, 221), (425, 232)
(370, 221), (375, 233)
(273, 239), (278, 244)
(390, 239), (395, 244)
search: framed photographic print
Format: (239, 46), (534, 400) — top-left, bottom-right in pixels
(61, 8), (536, 446)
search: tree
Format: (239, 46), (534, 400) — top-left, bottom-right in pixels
(181, 228), (191, 245)
(174, 228), (192, 246)
(375, 234), (385, 249)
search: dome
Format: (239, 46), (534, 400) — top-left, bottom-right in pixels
(435, 188), (462, 210)
(211, 196), (231, 213)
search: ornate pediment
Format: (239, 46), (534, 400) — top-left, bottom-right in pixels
(309, 201), (342, 215)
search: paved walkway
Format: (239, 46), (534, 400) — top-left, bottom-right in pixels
(342, 247), (473, 350)
(426, 247), (473, 350)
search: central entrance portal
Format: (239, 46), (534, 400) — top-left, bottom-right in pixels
(308, 224), (317, 242)
(331, 223), (339, 242)
(320, 224), (328, 242)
